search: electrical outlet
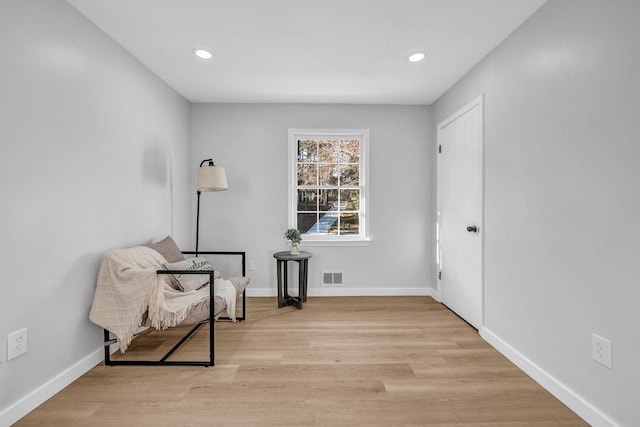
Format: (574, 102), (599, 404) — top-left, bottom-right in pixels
(592, 333), (612, 368)
(8, 328), (28, 360)
(248, 260), (256, 271)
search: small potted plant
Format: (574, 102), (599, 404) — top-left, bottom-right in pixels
(284, 228), (302, 255)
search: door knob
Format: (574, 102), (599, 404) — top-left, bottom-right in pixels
(466, 225), (478, 233)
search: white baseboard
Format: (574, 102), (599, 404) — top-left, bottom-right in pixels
(247, 287), (436, 298)
(480, 327), (619, 427)
(0, 348), (103, 426)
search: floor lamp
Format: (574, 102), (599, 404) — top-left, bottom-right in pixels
(196, 158), (228, 256)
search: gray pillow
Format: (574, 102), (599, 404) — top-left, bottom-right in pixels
(226, 276), (251, 295)
(163, 257), (215, 292)
(146, 236), (185, 263)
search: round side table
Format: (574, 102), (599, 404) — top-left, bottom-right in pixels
(273, 251), (312, 309)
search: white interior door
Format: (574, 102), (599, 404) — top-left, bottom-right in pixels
(437, 96), (483, 329)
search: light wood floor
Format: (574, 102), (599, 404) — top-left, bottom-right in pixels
(17, 297), (587, 426)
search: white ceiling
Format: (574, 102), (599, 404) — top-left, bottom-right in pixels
(67, 0), (547, 105)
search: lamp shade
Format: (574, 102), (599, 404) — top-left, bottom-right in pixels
(197, 164), (228, 191)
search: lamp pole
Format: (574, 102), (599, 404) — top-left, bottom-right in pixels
(196, 190), (202, 257)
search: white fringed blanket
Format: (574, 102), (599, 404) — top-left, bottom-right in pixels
(214, 278), (236, 322)
(89, 246), (217, 352)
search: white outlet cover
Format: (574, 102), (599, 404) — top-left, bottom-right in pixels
(8, 328), (28, 361)
(592, 333), (612, 368)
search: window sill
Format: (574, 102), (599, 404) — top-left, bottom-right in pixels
(300, 239), (371, 247)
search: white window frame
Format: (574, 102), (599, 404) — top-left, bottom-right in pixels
(288, 128), (370, 246)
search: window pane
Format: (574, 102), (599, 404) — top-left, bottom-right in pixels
(297, 164), (317, 186)
(319, 164), (339, 186)
(319, 189), (338, 212)
(327, 216), (339, 235)
(298, 140), (316, 163)
(341, 139), (360, 163)
(340, 213), (359, 235)
(297, 190), (317, 211)
(340, 164), (359, 185)
(315, 211), (339, 235)
(297, 213), (318, 234)
(318, 139), (340, 163)
(340, 189), (360, 211)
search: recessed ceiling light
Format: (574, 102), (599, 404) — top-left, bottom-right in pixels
(193, 48), (213, 60)
(408, 52), (426, 63)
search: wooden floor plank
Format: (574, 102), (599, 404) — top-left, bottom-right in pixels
(16, 297), (587, 426)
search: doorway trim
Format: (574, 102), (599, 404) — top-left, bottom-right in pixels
(436, 94), (485, 327)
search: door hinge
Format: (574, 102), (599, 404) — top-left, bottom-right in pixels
(438, 271), (442, 280)
(438, 145), (442, 154)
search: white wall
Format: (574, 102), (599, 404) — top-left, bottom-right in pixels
(433, 0), (640, 425)
(190, 103), (434, 296)
(0, 0), (191, 422)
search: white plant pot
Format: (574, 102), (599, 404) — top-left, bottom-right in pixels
(290, 244), (300, 255)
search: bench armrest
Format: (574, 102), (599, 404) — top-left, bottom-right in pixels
(181, 251), (246, 276)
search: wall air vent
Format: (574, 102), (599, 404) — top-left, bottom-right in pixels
(322, 271), (343, 286)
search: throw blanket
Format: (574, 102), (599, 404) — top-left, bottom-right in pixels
(214, 278), (237, 322)
(90, 246), (230, 352)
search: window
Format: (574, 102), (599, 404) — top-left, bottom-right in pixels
(288, 129), (369, 244)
